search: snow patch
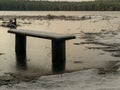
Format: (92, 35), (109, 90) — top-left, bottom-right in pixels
(1, 69), (120, 90)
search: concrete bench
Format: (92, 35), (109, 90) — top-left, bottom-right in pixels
(8, 29), (76, 72)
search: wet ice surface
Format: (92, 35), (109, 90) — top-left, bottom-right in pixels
(0, 11), (120, 89)
(78, 29), (120, 57)
(2, 29), (120, 90)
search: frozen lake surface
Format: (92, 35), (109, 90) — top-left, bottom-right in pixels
(0, 11), (120, 89)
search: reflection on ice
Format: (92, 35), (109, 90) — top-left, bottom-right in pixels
(16, 52), (27, 70)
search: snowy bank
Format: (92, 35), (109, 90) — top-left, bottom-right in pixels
(0, 69), (120, 90)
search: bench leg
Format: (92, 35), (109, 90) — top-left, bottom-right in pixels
(16, 52), (27, 70)
(15, 34), (26, 54)
(52, 40), (66, 72)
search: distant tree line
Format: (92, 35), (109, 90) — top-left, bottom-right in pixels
(0, 0), (120, 11)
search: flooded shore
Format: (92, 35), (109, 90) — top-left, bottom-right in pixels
(0, 11), (120, 86)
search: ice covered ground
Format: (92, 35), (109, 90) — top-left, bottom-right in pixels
(1, 69), (120, 90)
(0, 14), (120, 90)
(1, 29), (120, 90)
